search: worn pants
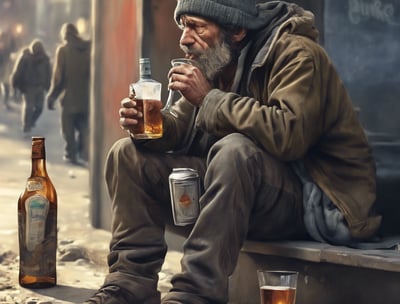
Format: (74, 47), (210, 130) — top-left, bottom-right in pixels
(103, 133), (305, 304)
(21, 87), (45, 131)
(60, 110), (89, 161)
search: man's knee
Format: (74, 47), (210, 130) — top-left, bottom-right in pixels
(105, 138), (139, 175)
(207, 133), (260, 167)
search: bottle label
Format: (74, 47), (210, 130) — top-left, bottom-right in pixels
(26, 180), (43, 192)
(25, 195), (49, 251)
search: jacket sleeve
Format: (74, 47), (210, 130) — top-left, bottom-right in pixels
(47, 46), (65, 99)
(195, 44), (326, 161)
(10, 52), (27, 91)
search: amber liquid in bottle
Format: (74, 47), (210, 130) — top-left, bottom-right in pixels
(129, 58), (163, 139)
(18, 137), (57, 288)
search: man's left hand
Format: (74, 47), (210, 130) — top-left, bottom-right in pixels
(168, 63), (211, 107)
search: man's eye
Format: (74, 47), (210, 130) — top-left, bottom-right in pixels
(179, 22), (206, 35)
(194, 25), (206, 34)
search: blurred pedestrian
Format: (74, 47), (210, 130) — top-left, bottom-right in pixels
(10, 39), (51, 133)
(46, 23), (91, 165)
(0, 27), (17, 110)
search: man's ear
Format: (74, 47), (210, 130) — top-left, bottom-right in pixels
(232, 28), (247, 43)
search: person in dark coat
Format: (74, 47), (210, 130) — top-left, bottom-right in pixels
(10, 39), (51, 133)
(47, 23), (91, 164)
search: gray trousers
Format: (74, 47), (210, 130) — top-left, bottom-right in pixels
(60, 110), (89, 160)
(103, 133), (305, 304)
(21, 86), (45, 131)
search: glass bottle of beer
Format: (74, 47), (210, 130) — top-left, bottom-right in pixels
(18, 137), (57, 288)
(128, 58), (163, 139)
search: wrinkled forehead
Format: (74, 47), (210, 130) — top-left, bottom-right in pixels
(179, 14), (218, 27)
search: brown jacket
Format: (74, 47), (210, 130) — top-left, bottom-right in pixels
(145, 8), (381, 240)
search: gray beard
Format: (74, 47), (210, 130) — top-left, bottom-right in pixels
(181, 39), (233, 82)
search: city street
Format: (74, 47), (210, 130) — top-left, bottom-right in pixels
(0, 100), (181, 303)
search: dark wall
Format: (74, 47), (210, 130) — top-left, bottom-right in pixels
(322, 0), (400, 235)
(324, 0), (400, 137)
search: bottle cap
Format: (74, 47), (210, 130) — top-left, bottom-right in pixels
(139, 58), (151, 78)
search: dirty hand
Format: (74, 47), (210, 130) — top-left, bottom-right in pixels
(119, 97), (143, 132)
(168, 63), (212, 107)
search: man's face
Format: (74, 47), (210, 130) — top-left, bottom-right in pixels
(178, 15), (233, 81)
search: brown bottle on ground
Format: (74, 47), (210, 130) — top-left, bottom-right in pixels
(18, 136), (57, 288)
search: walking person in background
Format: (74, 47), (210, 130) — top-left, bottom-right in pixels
(85, 0), (381, 303)
(0, 27), (17, 110)
(10, 39), (51, 133)
(47, 23), (91, 165)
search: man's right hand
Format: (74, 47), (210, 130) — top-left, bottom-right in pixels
(119, 97), (143, 132)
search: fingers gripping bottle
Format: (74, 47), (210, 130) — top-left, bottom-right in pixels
(18, 137), (57, 288)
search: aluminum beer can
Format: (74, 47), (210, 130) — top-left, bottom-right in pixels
(169, 168), (200, 226)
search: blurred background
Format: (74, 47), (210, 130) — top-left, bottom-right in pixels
(1, 0), (399, 236)
(0, 0), (91, 55)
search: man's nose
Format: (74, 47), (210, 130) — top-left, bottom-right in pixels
(179, 28), (195, 48)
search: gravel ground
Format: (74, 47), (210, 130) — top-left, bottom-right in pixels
(0, 100), (182, 304)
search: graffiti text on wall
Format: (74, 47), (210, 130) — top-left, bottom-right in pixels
(348, 0), (398, 25)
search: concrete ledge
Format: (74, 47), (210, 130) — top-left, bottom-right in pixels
(242, 239), (400, 273)
(230, 239), (400, 304)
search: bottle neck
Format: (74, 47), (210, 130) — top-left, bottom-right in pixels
(31, 158), (47, 177)
(31, 138), (48, 177)
(140, 73), (152, 80)
(139, 59), (152, 80)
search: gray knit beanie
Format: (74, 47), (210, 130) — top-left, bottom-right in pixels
(174, 0), (270, 30)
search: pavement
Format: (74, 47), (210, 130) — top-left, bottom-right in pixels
(0, 99), (182, 304)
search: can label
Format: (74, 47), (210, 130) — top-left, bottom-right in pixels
(169, 168), (200, 226)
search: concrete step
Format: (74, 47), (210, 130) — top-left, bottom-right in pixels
(229, 239), (400, 304)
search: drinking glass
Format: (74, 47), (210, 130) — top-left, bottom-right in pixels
(257, 270), (298, 304)
(162, 58), (194, 115)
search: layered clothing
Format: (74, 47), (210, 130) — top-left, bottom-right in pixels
(142, 2), (380, 242)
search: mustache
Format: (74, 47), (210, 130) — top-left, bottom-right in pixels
(179, 41), (233, 82)
(179, 44), (202, 58)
